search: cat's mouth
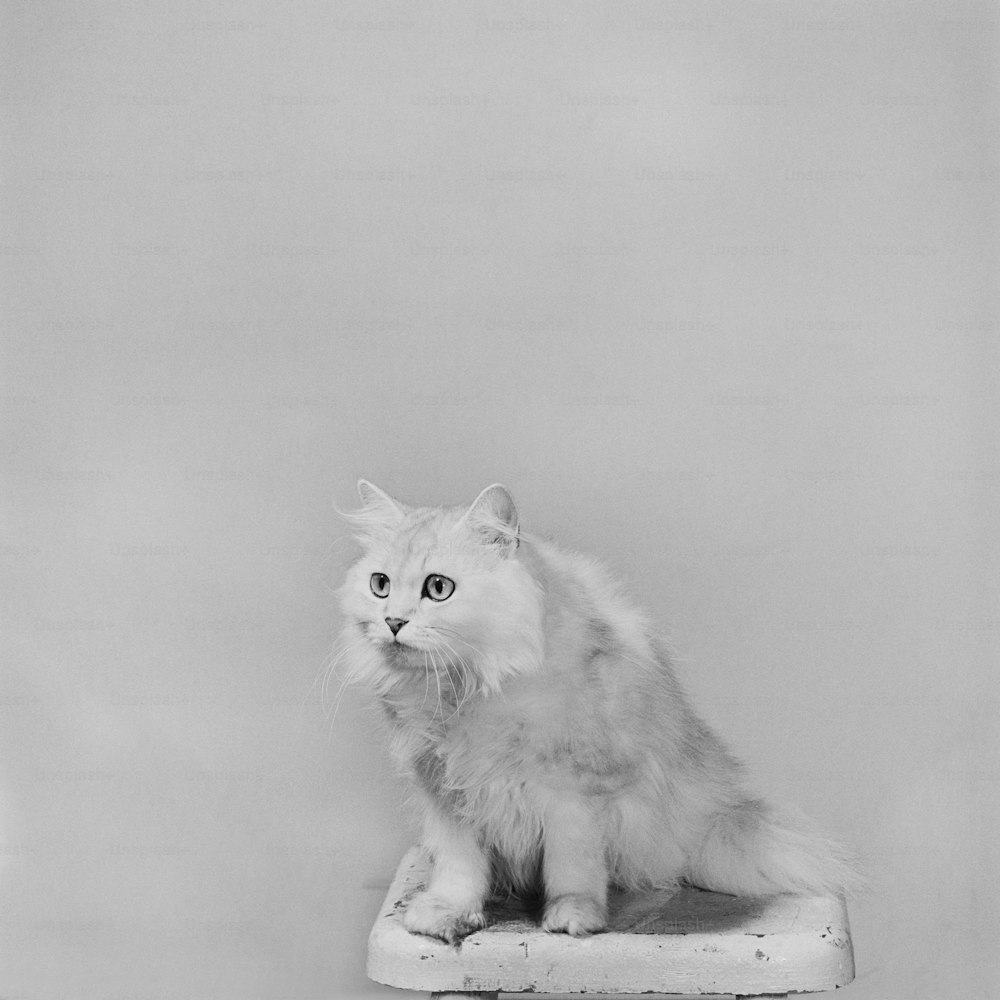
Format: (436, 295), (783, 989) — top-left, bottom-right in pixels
(373, 630), (420, 658)
(359, 621), (426, 662)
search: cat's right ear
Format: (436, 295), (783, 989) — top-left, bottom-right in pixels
(357, 479), (403, 513)
(338, 479), (406, 533)
(356, 479), (406, 520)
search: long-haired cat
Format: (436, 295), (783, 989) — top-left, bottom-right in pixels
(336, 481), (859, 942)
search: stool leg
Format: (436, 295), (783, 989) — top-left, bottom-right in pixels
(430, 993), (497, 999)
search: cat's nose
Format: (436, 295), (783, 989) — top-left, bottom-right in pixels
(385, 617), (408, 636)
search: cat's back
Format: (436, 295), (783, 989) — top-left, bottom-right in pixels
(520, 533), (659, 670)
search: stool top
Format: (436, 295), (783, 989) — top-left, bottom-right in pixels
(367, 847), (855, 996)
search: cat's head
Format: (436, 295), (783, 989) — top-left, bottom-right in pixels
(337, 481), (543, 695)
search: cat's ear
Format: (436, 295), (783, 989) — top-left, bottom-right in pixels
(339, 479), (406, 533)
(356, 479), (406, 519)
(462, 484), (519, 557)
(357, 479), (402, 511)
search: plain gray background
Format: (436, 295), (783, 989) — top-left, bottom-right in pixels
(2, 2), (997, 998)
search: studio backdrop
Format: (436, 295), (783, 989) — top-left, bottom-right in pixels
(2, 3), (996, 999)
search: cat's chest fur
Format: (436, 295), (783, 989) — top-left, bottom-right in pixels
(381, 615), (646, 852)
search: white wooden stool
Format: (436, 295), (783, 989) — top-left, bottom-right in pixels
(368, 847), (855, 999)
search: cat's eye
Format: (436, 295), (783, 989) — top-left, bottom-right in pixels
(369, 573), (390, 598)
(422, 574), (455, 602)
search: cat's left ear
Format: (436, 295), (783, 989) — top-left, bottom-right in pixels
(462, 484), (519, 557)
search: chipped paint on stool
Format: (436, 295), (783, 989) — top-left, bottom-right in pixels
(367, 846), (855, 997)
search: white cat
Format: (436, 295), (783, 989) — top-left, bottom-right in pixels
(336, 481), (859, 942)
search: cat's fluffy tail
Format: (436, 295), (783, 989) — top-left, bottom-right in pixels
(688, 797), (863, 897)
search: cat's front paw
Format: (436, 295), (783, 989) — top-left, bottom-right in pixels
(542, 893), (607, 936)
(403, 890), (487, 944)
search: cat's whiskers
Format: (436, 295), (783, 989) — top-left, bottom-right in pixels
(318, 647), (348, 714)
(314, 630), (369, 715)
(437, 641), (467, 718)
(427, 625), (488, 715)
(325, 672), (355, 746)
(319, 637), (375, 744)
(420, 649), (436, 712)
(322, 634), (372, 708)
(425, 648), (441, 720)
(433, 646), (460, 721)
(427, 624), (487, 666)
(427, 647), (444, 721)
(308, 643), (343, 708)
(434, 643), (464, 720)
(429, 633), (476, 719)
